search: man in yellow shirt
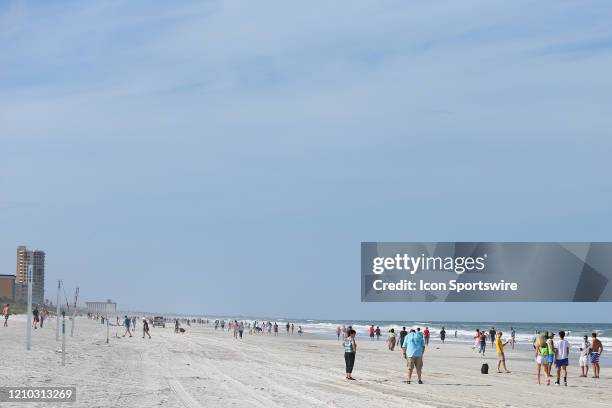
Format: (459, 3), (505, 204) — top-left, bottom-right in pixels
(495, 331), (511, 373)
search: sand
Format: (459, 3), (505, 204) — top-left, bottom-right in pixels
(1, 316), (610, 408)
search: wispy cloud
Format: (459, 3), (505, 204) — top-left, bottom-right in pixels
(2, 1), (612, 140)
(530, 36), (612, 58)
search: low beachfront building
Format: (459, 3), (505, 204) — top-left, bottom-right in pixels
(86, 300), (117, 315)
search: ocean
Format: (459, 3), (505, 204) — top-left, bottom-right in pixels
(201, 315), (611, 350)
(287, 319), (612, 349)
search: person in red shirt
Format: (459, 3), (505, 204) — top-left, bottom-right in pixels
(369, 325), (375, 341)
(424, 327), (430, 346)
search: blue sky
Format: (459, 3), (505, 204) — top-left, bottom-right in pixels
(1, 1), (612, 322)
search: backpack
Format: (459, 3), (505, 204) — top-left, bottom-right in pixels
(481, 363), (489, 374)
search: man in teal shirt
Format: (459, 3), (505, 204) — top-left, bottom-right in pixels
(402, 329), (425, 384)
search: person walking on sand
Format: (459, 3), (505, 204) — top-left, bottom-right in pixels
(238, 321), (244, 339)
(423, 327), (430, 346)
(511, 327), (516, 349)
(375, 326), (381, 341)
(579, 335), (591, 377)
(274, 322), (278, 336)
(554, 331), (570, 386)
(336, 326), (341, 341)
(286, 322), (290, 334)
(343, 329), (357, 380)
(142, 318), (151, 339)
(32, 306), (39, 329)
(479, 330), (487, 355)
(440, 327), (446, 344)
(495, 331), (511, 373)
(399, 327), (408, 353)
(291, 323), (294, 335)
(489, 327), (496, 347)
(369, 325), (375, 341)
(387, 328), (396, 351)
(590, 332), (603, 378)
(535, 334), (551, 385)
(3, 304), (9, 327)
(402, 329), (425, 384)
(123, 315), (133, 337)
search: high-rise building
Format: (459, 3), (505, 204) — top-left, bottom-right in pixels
(15, 246), (45, 305)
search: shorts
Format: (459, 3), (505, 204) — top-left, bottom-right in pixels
(547, 354), (554, 364)
(591, 352), (600, 364)
(408, 356), (423, 370)
(536, 355), (548, 365)
(555, 358), (569, 367)
(497, 352), (505, 361)
(579, 355), (590, 367)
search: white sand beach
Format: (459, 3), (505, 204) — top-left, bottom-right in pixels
(1, 316), (611, 408)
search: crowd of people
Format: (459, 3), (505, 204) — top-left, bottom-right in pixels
(7, 307), (607, 388)
(86, 315), (216, 339)
(212, 319), (303, 337)
(533, 330), (603, 385)
(2, 303), (53, 329)
(338, 324), (427, 383)
(336, 324), (605, 386)
(85, 315), (306, 342)
(472, 326), (517, 356)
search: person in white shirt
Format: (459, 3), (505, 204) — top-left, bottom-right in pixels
(554, 330), (570, 386)
(578, 335), (591, 377)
